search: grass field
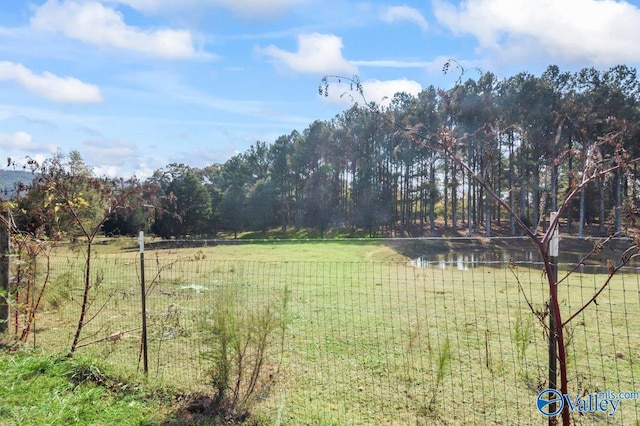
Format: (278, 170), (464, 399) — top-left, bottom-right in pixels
(4, 238), (640, 425)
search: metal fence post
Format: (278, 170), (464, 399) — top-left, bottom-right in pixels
(139, 231), (149, 375)
(0, 210), (9, 333)
(548, 211), (560, 423)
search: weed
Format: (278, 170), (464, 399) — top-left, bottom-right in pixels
(68, 358), (108, 387)
(276, 284), (291, 370)
(512, 311), (533, 374)
(199, 278), (287, 420)
(46, 271), (76, 309)
(428, 337), (451, 411)
(401, 322), (421, 383)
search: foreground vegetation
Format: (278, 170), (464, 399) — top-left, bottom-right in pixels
(0, 349), (172, 425)
(4, 239), (639, 425)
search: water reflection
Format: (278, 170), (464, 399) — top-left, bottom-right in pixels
(410, 250), (539, 270)
(409, 249), (639, 274)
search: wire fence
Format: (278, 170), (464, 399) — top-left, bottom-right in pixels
(9, 250), (640, 425)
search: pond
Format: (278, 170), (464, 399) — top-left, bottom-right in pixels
(410, 248), (639, 274)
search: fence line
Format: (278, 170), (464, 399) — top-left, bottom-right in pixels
(9, 254), (640, 425)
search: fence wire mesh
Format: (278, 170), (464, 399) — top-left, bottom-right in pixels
(9, 251), (640, 425)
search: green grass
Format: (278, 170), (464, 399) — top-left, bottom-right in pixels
(8, 239), (640, 425)
(0, 349), (172, 425)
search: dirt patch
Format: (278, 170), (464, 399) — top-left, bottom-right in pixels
(162, 393), (251, 426)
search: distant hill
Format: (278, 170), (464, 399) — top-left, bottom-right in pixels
(0, 169), (34, 198)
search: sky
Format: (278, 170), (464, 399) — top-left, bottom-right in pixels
(2, 0), (640, 178)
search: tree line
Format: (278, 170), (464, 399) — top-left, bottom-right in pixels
(10, 64), (640, 240)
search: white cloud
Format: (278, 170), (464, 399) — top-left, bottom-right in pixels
(91, 165), (121, 177)
(352, 59), (432, 68)
(321, 78), (422, 108)
(83, 139), (140, 177)
(212, 0), (306, 18)
(31, 0), (196, 60)
(381, 5), (429, 32)
(433, 0), (640, 65)
(0, 132), (56, 165)
(84, 138), (137, 161)
(0, 131), (42, 150)
(107, 0), (305, 18)
(0, 61), (103, 104)
(105, 0), (167, 11)
(258, 33), (357, 75)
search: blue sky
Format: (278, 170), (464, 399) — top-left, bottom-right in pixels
(2, 0), (640, 178)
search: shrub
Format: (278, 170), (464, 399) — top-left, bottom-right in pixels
(200, 280), (288, 420)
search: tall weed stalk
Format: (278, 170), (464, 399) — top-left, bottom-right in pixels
(201, 279), (288, 417)
(428, 337), (451, 411)
(513, 311), (533, 375)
